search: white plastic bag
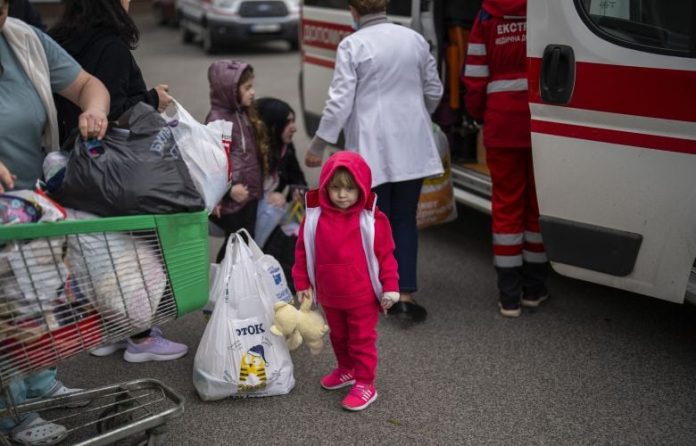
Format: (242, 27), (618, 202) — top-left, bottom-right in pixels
(193, 231), (295, 401)
(203, 230), (291, 315)
(166, 101), (232, 213)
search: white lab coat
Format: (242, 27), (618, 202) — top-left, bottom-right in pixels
(315, 22), (444, 188)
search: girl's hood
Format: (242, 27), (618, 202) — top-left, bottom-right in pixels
(207, 59), (249, 115)
(318, 151), (372, 212)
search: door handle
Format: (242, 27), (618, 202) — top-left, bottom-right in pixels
(540, 44), (575, 104)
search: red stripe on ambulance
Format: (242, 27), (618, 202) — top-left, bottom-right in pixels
(301, 19), (353, 51)
(303, 54), (335, 69)
(531, 120), (696, 155)
(528, 57), (696, 123)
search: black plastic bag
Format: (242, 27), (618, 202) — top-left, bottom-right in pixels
(53, 102), (205, 216)
(263, 226), (298, 293)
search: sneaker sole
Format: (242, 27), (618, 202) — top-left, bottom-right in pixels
(342, 391), (378, 411)
(89, 343), (127, 357)
(521, 295), (549, 308)
(321, 379), (355, 390)
(498, 303), (521, 318)
(123, 350), (187, 363)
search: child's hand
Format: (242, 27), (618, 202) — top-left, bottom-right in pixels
(266, 192), (286, 208)
(297, 288), (314, 305)
(381, 292), (400, 311)
(230, 184), (249, 202)
(212, 204), (222, 219)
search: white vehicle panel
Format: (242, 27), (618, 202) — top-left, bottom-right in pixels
(528, 0), (696, 302)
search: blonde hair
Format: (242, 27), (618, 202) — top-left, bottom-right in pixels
(329, 167), (357, 189)
(349, 0), (389, 15)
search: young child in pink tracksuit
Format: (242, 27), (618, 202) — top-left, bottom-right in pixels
(292, 151), (400, 411)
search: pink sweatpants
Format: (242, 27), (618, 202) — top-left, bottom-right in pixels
(322, 303), (380, 385)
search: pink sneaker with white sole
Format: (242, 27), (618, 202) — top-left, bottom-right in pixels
(341, 383), (378, 411)
(320, 369), (355, 390)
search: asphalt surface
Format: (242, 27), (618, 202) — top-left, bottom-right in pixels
(52, 14), (696, 446)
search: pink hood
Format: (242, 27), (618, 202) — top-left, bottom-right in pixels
(205, 59), (248, 122)
(483, 0), (526, 17)
(317, 151), (373, 213)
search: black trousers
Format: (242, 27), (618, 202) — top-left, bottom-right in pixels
(210, 199), (259, 263)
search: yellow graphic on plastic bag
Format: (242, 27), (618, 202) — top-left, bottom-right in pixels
(238, 345), (268, 392)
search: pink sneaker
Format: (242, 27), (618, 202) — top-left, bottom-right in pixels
(342, 383), (378, 411)
(320, 369), (355, 390)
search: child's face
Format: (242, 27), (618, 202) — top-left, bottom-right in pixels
(238, 77), (255, 107)
(281, 112), (297, 144)
(328, 182), (359, 211)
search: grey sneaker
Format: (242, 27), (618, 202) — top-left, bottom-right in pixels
(123, 327), (188, 363)
(89, 340), (128, 357)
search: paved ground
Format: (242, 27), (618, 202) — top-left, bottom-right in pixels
(44, 13), (696, 446)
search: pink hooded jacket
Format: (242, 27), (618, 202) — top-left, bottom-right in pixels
(206, 60), (262, 215)
(292, 152), (399, 309)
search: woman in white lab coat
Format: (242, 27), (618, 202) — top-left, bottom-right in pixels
(305, 0), (443, 322)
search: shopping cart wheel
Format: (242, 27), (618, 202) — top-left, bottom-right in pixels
(96, 404), (135, 434)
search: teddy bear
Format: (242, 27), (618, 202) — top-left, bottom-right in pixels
(270, 298), (328, 355)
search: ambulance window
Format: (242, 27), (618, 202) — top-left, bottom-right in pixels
(576, 0), (695, 57)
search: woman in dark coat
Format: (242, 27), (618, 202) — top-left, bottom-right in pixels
(50, 0), (172, 144)
(255, 98), (307, 292)
(49, 0), (185, 362)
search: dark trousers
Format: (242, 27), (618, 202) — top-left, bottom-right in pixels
(372, 179), (424, 293)
(210, 199), (259, 263)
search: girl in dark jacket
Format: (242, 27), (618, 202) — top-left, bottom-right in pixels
(50, 0), (172, 144)
(206, 60), (269, 262)
(49, 0), (185, 362)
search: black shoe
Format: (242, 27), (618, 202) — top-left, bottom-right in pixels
(498, 300), (522, 318)
(521, 293), (549, 308)
(387, 301), (427, 323)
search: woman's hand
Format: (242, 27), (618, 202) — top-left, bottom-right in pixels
(305, 151), (322, 168)
(229, 184), (249, 203)
(155, 84), (173, 112)
(59, 70), (110, 140)
(78, 108), (109, 140)
(0, 162), (16, 193)
(266, 192), (286, 208)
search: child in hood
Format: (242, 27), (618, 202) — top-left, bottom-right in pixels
(292, 151), (400, 411)
(206, 60), (269, 262)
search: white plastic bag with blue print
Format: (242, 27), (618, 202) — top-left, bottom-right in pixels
(193, 230), (295, 401)
(202, 229), (291, 315)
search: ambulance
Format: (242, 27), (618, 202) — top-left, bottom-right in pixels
(299, 0), (696, 304)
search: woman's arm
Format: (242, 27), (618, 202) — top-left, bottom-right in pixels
(420, 37), (444, 114)
(314, 39), (359, 145)
(58, 69), (110, 140)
